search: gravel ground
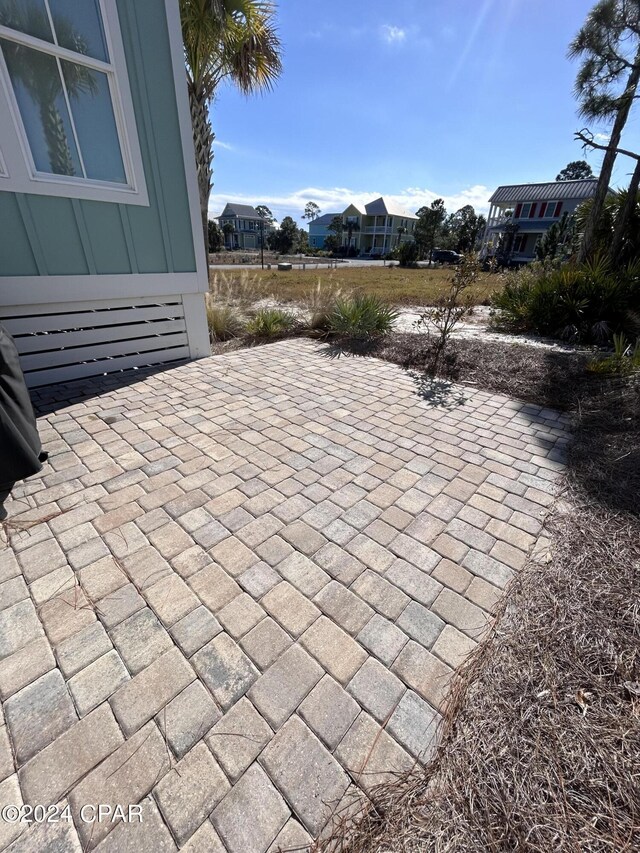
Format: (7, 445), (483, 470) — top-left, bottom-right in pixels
(249, 299), (584, 353)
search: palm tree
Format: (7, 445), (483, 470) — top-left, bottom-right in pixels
(221, 220), (236, 249)
(569, 0), (640, 261)
(396, 225), (407, 248)
(342, 219), (360, 254)
(0, 2), (97, 176)
(180, 0), (282, 246)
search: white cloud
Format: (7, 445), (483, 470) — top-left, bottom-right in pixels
(594, 132), (610, 143)
(380, 25), (406, 44)
(212, 140), (235, 151)
(209, 185), (492, 222)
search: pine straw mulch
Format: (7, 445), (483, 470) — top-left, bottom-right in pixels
(312, 348), (640, 853)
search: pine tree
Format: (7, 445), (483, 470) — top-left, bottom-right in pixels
(569, 0), (640, 261)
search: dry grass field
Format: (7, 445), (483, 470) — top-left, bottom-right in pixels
(208, 265), (500, 307)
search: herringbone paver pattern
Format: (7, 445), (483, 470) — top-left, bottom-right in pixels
(0, 340), (570, 851)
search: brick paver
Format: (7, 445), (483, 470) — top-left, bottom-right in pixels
(0, 339), (569, 851)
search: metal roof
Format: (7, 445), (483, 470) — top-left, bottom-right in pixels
(364, 197), (418, 219)
(309, 213), (341, 228)
(488, 179), (599, 204)
(219, 203), (261, 218)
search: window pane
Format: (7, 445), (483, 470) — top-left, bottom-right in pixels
(1, 39), (82, 175)
(0, 0), (53, 42)
(61, 59), (125, 183)
(48, 0), (108, 62)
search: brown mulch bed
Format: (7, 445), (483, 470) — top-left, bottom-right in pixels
(309, 337), (640, 852)
(374, 333), (602, 411)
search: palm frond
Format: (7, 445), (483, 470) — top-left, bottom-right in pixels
(181, 0), (281, 97)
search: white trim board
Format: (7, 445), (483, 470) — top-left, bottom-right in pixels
(164, 0), (209, 286)
(0, 272), (207, 306)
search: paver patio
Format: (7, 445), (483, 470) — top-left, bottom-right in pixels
(0, 339), (570, 852)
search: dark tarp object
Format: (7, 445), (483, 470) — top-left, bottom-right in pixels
(0, 323), (47, 520)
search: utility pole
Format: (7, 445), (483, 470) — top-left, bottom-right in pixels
(260, 218), (265, 269)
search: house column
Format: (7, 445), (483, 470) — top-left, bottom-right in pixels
(182, 292), (210, 359)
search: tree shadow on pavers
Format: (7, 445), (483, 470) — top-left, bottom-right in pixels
(30, 360), (190, 417)
(317, 339), (381, 360)
(407, 370), (468, 409)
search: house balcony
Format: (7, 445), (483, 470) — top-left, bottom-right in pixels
(362, 226), (393, 235)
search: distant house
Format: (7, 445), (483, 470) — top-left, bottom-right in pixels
(308, 212), (341, 249)
(361, 198), (418, 256)
(217, 203), (274, 249)
(481, 179), (599, 264)
(307, 197), (418, 255)
(0, 0), (210, 388)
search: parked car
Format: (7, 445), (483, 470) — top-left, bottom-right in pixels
(432, 249), (463, 264)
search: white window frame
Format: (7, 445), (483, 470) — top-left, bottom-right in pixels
(0, 0), (148, 205)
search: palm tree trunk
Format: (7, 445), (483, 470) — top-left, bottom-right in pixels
(579, 56), (640, 263)
(188, 80), (214, 252)
(609, 158), (640, 263)
(40, 101), (75, 176)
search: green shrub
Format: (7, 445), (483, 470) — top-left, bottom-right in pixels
(328, 294), (398, 338)
(206, 305), (244, 341)
(587, 333), (640, 374)
(492, 257), (640, 343)
(398, 240), (419, 268)
(245, 307), (296, 338)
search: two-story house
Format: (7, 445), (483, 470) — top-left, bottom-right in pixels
(360, 198), (418, 256)
(217, 203), (274, 250)
(308, 197), (418, 255)
(481, 179), (599, 264)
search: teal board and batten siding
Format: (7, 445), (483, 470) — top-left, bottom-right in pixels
(0, 0), (209, 387)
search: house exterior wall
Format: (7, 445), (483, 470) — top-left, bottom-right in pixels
(309, 229), (328, 248)
(0, 0), (210, 387)
(360, 214), (416, 255)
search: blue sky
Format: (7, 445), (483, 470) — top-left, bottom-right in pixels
(208, 0), (640, 225)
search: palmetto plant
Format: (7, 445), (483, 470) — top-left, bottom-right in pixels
(574, 188), (640, 264)
(329, 294), (398, 339)
(245, 307), (295, 337)
(0, 2), (97, 175)
(180, 0), (282, 245)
